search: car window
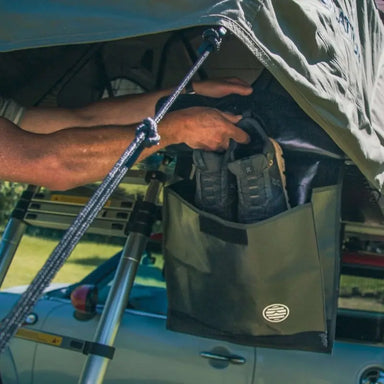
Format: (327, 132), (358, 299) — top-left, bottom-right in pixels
(339, 237), (384, 314)
(102, 78), (146, 98)
(336, 240), (384, 344)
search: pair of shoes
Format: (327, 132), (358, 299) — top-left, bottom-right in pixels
(193, 117), (289, 223)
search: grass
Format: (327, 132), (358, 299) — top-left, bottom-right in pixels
(0, 175), (158, 290)
(1, 234), (122, 289)
(338, 274), (384, 313)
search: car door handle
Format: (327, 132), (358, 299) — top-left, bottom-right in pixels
(200, 351), (246, 365)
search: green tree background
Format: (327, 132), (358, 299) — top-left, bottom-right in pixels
(0, 181), (26, 231)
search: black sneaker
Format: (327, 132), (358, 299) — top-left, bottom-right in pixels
(228, 118), (290, 223)
(193, 146), (237, 220)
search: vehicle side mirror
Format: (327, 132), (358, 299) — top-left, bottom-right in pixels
(70, 284), (98, 321)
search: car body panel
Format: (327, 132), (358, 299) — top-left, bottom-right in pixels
(0, 293), (67, 384)
(30, 299), (255, 384)
(254, 341), (384, 384)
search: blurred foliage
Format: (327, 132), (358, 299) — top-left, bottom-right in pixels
(0, 181), (26, 230)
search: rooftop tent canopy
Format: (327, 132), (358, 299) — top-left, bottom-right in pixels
(1, 0), (384, 190)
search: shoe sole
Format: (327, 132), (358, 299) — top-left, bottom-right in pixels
(269, 138), (291, 208)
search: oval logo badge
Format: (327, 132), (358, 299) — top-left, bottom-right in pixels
(262, 304), (290, 323)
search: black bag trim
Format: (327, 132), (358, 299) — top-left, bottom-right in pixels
(199, 216), (248, 245)
(167, 309), (329, 352)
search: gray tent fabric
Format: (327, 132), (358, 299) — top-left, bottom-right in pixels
(1, 0), (384, 189)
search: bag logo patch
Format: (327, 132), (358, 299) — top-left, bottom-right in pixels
(262, 304), (290, 323)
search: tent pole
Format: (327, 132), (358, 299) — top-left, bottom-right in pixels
(0, 218), (27, 287)
(78, 166), (166, 384)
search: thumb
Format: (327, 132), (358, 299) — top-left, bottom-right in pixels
(223, 78), (253, 95)
(219, 112), (250, 144)
(220, 111), (243, 123)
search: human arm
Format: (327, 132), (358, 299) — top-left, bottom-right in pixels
(0, 107), (248, 190)
(19, 77), (252, 134)
(2, 77), (251, 189)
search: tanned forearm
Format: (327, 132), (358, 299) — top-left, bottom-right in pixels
(19, 78), (254, 135)
(0, 118), (166, 190)
(19, 88), (174, 134)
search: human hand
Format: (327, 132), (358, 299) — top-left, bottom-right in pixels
(160, 107), (250, 151)
(191, 77), (253, 98)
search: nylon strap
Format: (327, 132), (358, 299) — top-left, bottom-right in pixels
(15, 328), (115, 359)
(0, 26), (227, 353)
